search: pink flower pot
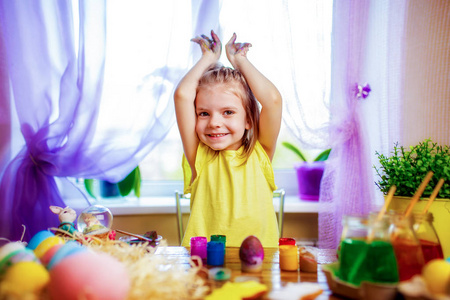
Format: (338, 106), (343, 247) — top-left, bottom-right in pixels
(294, 161), (325, 201)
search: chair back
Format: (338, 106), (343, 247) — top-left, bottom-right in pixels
(175, 189), (286, 245)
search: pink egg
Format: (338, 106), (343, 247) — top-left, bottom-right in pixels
(48, 251), (130, 300)
(47, 241), (86, 270)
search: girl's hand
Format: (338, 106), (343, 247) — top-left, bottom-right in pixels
(225, 33), (252, 68)
(191, 30), (221, 61)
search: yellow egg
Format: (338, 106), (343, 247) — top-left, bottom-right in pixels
(2, 261), (50, 296)
(34, 236), (65, 258)
(422, 259), (450, 295)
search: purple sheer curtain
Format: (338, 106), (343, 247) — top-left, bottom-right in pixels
(0, 0), (108, 242)
(318, 0), (406, 251)
(0, 0), (224, 243)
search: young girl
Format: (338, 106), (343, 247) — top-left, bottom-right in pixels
(174, 30), (282, 248)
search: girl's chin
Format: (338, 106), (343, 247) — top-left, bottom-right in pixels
(207, 144), (225, 151)
(204, 142), (236, 151)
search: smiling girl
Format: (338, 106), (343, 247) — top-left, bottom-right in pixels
(174, 30), (282, 247)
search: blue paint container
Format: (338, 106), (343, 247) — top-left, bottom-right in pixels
(211, 234), (226, 254)
(207, 241), (225, 266)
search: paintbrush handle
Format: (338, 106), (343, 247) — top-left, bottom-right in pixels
(404, 171), (434, 218)
(115, 229), (155, 242)
(422, 178), (445, 214)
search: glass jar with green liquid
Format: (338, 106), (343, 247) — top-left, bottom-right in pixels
(337, 214), (399, 286)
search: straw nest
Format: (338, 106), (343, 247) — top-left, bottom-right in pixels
(0, 230), (210, 300)
(83, 236), (209, 300)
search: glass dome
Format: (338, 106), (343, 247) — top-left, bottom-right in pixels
(77, 205), (113, 235)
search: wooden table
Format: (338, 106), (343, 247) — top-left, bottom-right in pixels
(158, 246), (346, 299)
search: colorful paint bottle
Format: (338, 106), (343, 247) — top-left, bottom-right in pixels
(190, 237), (207, 265)
(279, 245), (298, 271)
(207, 241), (225, 266)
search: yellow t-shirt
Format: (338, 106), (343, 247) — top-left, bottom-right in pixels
(181, 141), (279, 248)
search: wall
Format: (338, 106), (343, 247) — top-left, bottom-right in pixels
(402, 0), (449, 146)
(113, 212), (318, 246)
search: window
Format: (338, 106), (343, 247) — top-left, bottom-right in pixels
(5, 1), (333, 198)
(120, 1), (334, 192)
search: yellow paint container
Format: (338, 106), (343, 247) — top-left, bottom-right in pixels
(279, 245), (298, 271)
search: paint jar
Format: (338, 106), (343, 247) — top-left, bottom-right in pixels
(279, 238), (296, 246)
(207, 241), (225, 266)
(211, 235), (226, 254)
(338, 214), (398, 285)
(190, 236), (207, 265)
(413, 212), (444, 263)
(389, 212), (425, 281)
(279, 245), (298, 271)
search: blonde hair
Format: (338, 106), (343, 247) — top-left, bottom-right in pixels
(196, 66), (260, 159)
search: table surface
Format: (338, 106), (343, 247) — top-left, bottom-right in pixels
(159, 246), (346, 300)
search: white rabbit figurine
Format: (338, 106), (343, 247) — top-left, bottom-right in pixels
(49, 206), (79, 237)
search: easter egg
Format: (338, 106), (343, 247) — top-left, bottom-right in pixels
(27, 230), (54, 250)
(0, 242), (26, 261)
(239, 235), (264, 273)
(2, 261), (49, 296)
(47, 240), (86, 270)
(40, 243), (64, 267)
(48, 251), (130, 300)
(422, 259), (450, 295)
(34, 236), (65, 259)
(6, 248), (37, 264)
(0, 243), (37, 275)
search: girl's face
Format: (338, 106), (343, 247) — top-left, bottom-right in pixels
(195, 85), (250, 151)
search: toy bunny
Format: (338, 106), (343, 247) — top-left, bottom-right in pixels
(49, 206), (79, 237)
(80, 213), (107, 235)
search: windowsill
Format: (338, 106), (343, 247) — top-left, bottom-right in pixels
(62, 170), (318, 215)
(64, 196), (320, 216)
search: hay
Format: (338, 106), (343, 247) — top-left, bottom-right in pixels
(78, 236), (210, 300)
(1, 229), (209, 300)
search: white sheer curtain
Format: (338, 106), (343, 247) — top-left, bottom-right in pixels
(279, 0), (333, 150)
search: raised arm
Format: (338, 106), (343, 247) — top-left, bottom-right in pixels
(225, 33), (282, 160)
(174, 30), (221, 178)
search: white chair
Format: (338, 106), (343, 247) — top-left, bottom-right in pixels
(175, 189), (286, 245)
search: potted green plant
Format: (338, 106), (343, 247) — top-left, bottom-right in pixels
(374, 139), (449, 198)
(84, 166), (141, 199)
(282, 141), (331, 201)
(374, 138), (450, 257)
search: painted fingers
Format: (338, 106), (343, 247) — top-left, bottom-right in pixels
(191, 30), (222, 55)
(226, 33), (252, 57)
